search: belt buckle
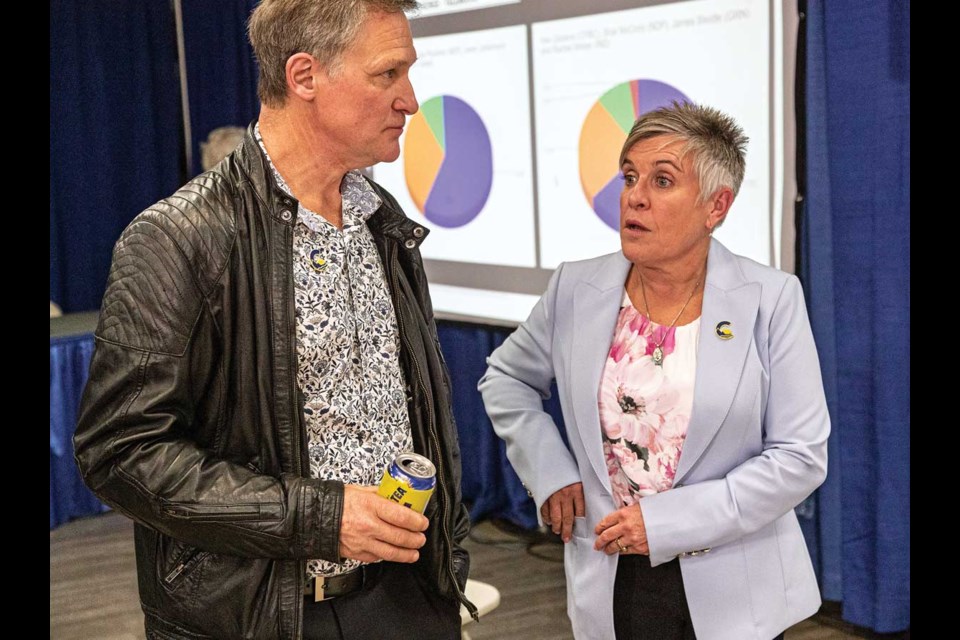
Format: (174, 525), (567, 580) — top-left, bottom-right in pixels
(304, 576), (330, 602)
(313, 576), (328, 603)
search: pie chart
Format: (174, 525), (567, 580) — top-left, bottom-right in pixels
(404, 95), (493, 228)
(579, 80), (690, 230)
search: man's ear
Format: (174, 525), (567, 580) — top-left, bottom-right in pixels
(285, 52), (320, 102)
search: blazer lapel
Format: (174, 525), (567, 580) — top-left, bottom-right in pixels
(569, 253), (631, 494)
(675, 240), (761, 483)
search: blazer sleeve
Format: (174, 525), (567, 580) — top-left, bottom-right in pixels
(640, 275), (830, 566)
(478, 264), (582, 514)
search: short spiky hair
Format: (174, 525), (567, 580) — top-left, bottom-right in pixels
(248, 0), (419, 108)
(619, 101), (748, 204)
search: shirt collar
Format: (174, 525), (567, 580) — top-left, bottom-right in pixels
(253, 122), (382, 231)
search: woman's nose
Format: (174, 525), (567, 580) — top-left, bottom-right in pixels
(626, 183), (648, 209)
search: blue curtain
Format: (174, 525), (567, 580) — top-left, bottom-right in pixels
(801, 1), (910, 633)
(50, 0), (184, 313)
(437, 321), (567, 530)
(181, 0), (261, 177)
(796, 0), (843, 612)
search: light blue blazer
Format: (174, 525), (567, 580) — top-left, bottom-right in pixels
(479, 239), (829, 640)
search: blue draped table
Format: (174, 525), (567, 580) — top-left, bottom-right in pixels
(49, 315), (558, 531)
(50, 313), (111, 528)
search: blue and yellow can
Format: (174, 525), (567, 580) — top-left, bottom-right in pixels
(377, 452), (437, 514)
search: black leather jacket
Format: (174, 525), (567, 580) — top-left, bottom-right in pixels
(73, 125), (476, 639)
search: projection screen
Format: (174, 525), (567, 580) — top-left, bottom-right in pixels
(370, 0), (798, 325)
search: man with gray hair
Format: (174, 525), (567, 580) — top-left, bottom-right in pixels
(74, 1), (475, 638)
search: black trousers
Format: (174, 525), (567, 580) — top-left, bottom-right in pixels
(301, 562), (461, 640)
(613, 554), (785, 640)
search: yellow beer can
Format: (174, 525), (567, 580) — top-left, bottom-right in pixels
(377, 452), (437, 514)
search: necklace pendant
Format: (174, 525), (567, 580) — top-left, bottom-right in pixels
(652, 346), (664, 366)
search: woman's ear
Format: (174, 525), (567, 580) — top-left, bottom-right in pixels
(705, 187), (734, 232)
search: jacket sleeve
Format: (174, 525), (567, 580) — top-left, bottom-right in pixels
(640, 275), (830, 566)
(73, 207), (343, 562)
(478, 264), (582, 516)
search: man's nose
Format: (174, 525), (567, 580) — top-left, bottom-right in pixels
(396, 76), (418, 115)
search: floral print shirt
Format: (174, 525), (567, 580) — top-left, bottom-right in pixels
(256, 125), (413, 578)
(598, 290), (700, 506)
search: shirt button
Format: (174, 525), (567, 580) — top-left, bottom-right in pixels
(280, 209), (292, 221)
(413, 226), (425, 238)
(404, 239), (417, 249)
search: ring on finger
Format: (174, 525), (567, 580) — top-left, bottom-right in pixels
(615, 537), (628, 553)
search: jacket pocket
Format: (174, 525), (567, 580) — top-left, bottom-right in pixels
(155, 553), (284, 639)
(161, 501), (281, 521)
(158, 536), (211, 593)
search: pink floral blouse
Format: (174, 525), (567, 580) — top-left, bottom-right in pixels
(598, 291), (701, 506)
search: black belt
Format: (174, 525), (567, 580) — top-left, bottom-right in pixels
(304, 569), (365, 602)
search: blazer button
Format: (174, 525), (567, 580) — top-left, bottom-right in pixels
(404, 239), (417, 249)
(280, 209), (292, 222)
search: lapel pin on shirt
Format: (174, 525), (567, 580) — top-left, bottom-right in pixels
(715, 321), (734, 340)
(309, 250), (328, 273)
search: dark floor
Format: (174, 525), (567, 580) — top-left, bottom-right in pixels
(50, 511), (898, 639)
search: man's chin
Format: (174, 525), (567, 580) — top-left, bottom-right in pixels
(378, 147), (402, 164)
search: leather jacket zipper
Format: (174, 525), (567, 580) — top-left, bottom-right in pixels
(163, 549), (211, 585)
(282, 214), (307, 639)
(390, 245), (478, 621)
(286, 223), (303, 479)
(161, 503), (276, 520)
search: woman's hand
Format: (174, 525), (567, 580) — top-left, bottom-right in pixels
(541, 482), (585, 543)
(594, 503), (649, 555)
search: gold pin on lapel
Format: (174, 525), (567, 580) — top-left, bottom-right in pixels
(715, 321), (733, 340)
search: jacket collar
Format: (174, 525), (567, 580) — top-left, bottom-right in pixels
(232, 122), (299, 225)
(703, 236), (749, 292)
(366, 180), (429, 249)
